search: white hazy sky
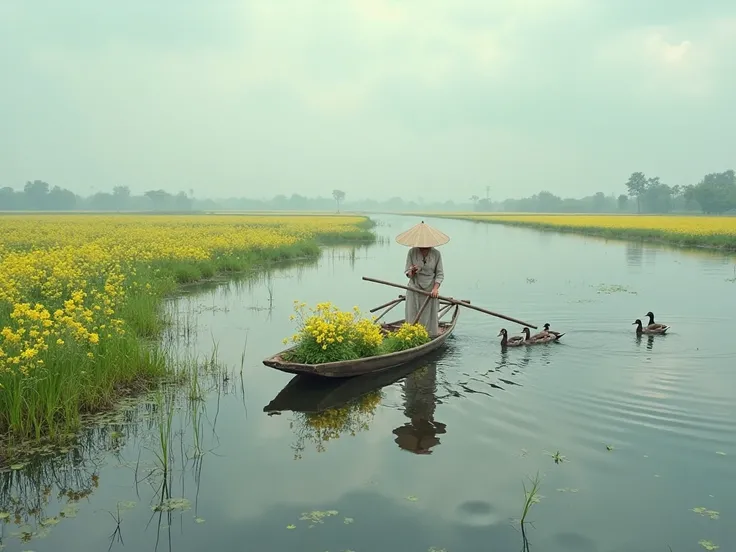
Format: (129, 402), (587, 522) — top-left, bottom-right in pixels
(1, 0), (735, 202)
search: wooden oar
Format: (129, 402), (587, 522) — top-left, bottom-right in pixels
(412, 295), (432, 324)
(362, 276), (538, 329)
(370, 295), (404, 313)
(374, 297), (404, 322)
(438, 302), (455, 320)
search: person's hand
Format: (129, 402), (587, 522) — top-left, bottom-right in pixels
(430, 287), (439, 298)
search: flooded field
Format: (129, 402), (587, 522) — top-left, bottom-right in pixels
(2, 214), (735, 552)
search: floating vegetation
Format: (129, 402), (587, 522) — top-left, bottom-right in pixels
(692, 507), (720, 520)
(298, 509), (340, 526)
(406, 495), (419, 502)
(343, 517), (354, 524)
(594, 284), (637, 295)
(699, 539), (719, 550)
(606, 445), (614, 451)
(556, 488), (579, 493)
(60, 505), (80, 519)
(715, 451), (726, 456)
(286, 524), (296, 530)
(117, 501), (136, 510)
(152, 498), (191, 512)
(544, 450), (567, 464)
(39, 516), (60, 527)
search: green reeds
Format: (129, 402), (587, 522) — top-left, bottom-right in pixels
(152, 390), (175, 480)
(520, 471), (542, 525)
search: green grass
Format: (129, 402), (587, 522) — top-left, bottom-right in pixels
(0, 222), (376, 463)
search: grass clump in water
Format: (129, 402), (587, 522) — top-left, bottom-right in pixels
(520, 471), (542, 525)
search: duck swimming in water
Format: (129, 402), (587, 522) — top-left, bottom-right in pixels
(530, 323), (563, 340)
(522, 327), (564, 344)
(644, 311), (669, 332)
(498, 328), (525, 347)
(633, 318), (668, 334)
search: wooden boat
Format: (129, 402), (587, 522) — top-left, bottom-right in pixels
(262, 303), (460, 378)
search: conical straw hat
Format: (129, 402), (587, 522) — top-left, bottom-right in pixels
(395, 220), (450, 248)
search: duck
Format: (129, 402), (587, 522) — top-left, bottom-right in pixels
(530, 322), (563, 340)
(522, 327), (564, 344)
(644, 311), (669, 332)
(633, 318), (668, 334)
(498, 328), (526, 347)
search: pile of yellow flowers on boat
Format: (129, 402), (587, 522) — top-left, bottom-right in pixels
(283, 301), (430, 364)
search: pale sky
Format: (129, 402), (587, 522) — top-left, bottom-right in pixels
(1, 1), (735, 202)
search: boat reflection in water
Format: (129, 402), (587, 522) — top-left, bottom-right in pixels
(392, 362), (446, 454)
(263, 351), (448, 458)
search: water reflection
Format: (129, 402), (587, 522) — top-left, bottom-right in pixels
(264, 354), (450, 459)
(393, 362), (446, 455)
(626, 241), (643, 267)
(636, 334), (656, 351)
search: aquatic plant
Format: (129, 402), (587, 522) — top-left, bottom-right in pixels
(0, 214), (374, 454)
(520, 471), (542, 525)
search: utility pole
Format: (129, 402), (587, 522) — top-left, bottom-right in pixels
(485, 185), (490, 201)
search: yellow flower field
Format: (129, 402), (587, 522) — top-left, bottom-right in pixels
(0, 214), (374, 449)
(428, 213), (736, 250)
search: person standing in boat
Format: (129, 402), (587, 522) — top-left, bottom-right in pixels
(395, 221), (449, 338)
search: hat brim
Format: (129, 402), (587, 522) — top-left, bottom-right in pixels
(395, 221), (450, 248)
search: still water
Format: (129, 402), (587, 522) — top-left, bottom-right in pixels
(2, 214), (735, 552)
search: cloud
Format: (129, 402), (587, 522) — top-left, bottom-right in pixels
(595, 25), (722, 101)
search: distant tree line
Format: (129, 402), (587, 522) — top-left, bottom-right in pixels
(2, 169), (735, 214)
(0, 182), (456, 212)
(471, 168), (736, 214)
(624, 170), (736, 214)
(0, 181), (196, 212)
